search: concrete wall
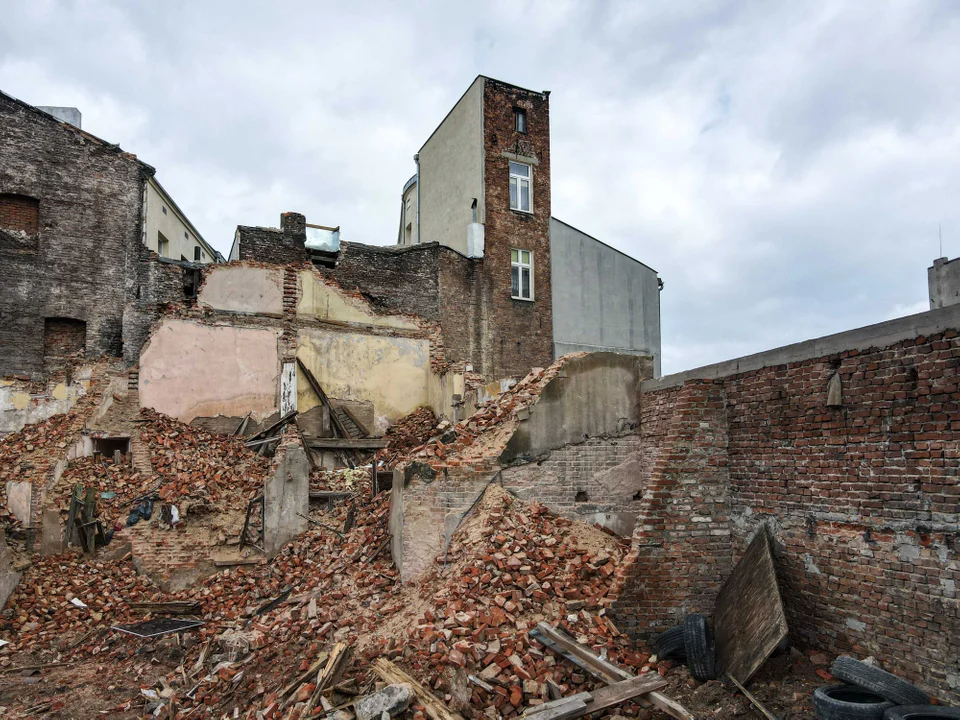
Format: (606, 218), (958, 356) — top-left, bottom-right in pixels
(501, 352), (646, 464)
(418, 77), (484, 254)
(297, 328), (430, 434)
(264, 433), (309, 556)
(139, 318), (280, 423)
(550, 218), (661, 376)
(144, 178), (214, 263)
(198, 265), (284, 316)
(929, 256), (960, 309)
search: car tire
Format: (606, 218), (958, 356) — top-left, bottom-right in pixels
(831, 656), (930, 706)
(682, 614), (716, 681)
(655, 626), (687, 661)
(883, 707), (960, 720)
(813, 685), (894, 720)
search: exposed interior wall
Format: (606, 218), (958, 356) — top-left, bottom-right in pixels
(199, 265), (283, 315)
(418, 77), (484, 254)
(549, 218), (662, 376)
(0, 365), (94, 435)
(612, 305), (960, 703)
(139, 318), (280, 423)
(297, 269), (419, 330)
(297, 328), (430, 434)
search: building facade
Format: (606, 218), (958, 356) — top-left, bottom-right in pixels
(399, 75), (661, 374)
(0, 90), (216, 379)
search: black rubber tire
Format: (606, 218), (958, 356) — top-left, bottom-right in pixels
(655, 626), (687, 660)
(832, 656), (930, 706)
(883, 708), (960, 720)
(682, 614), (716, 681)
(813, 685), (894, 720)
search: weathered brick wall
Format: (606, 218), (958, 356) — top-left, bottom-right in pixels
(126, 522), (219, 592)
(438, 250), (483, 368)
(0, 92), (148, 378)
(0, 193), (40, 235)
(611, 380), (732, 638)
(480, 79), (554, 379)
(614, 329), (960, 702)
(316, 241), (443, 321)
(236, 225), (306, 266)
(501, 434), (644, 535)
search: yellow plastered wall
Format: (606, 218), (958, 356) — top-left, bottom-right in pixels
(297, 270), (419, 330)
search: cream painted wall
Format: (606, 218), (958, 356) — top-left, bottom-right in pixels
(144, 179), (215, 262)
(418, 77), (484, 254)
(297, 270), (419, 329)
(297, 328), (430, 434)
(139, 319), (280, 422)
(198, 265), (284, 315)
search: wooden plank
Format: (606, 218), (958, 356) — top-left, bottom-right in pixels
(279, 651), (329, 708)
(295, 359), (350, 440)
(532, 623), (694, 720)
(523, 693), (592, 716)
(522, 699), (585, 720)
(338, 405), (370, 438)
(306, 438), (387, 450)
(713, 525), (788, 684)
(245, 410), (298, 443)
(727, 674), (780, 720)
(372, 658), (463, 720)
(129, 601), (202, 615)
(233, 412), (251, 437)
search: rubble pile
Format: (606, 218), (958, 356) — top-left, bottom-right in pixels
(139, 408), (271, 508)
(311, 466), (371, 493)
(397, 485), (639, 719)
(0, 372), (106, 530)
(400, 355), (585, 470)
(2, 552), (157, 654)
(52, 456), (145, 526)
(376, 406), (439, 466)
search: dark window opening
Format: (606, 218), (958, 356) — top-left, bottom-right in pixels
(93, 437), (130, 460)
(575, 490), (589, 502)
(514, 108), (527, 133)
(183, 267), (201, 300)
(43, 317), (86, 372)
(0, 193), (40, 236)
(194, 246), (201, 261)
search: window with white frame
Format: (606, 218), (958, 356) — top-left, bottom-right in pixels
(511, 248), (533, 300)
(509, 161), (531, 212)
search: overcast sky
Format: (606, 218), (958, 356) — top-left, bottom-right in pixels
(3, 1), (958, 374)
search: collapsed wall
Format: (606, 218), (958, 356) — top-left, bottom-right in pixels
(611, 303), (960, 703)
(391, 352), (653, 581)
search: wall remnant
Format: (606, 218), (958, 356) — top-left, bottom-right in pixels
(263, 430), (309, 556)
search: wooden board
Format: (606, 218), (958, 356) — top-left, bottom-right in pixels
(372, 658), (463, 720)
(713, 525), (788, 684)
(306, 438), (387, 450)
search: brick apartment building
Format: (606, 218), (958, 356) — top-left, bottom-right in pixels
(233, 76), (662, 381)
(0, 91), (219, 379)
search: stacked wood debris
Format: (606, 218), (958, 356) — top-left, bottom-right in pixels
(52, 456), (144, 527)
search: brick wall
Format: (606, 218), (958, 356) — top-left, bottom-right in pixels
(236, 225), (306, 266)
(613, 327), (960, 702)
(0, 92), (149, 378)
(42, 317), (87, 372)
(480, 79), (554, 379)
(610, 381), (731, 637)
(0, 193), (39, 235)
(501, 434), (644, 535)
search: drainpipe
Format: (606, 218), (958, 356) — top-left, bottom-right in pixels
(414, 153), (421, 245)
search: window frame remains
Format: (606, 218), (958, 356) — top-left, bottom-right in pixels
(509, 161), (532, 213)
(511, 248), (534, 301)
(514, 107), (527, 134)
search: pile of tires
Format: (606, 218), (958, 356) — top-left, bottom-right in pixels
(813, 656), (958, 720)
(654, 614), (715, 682)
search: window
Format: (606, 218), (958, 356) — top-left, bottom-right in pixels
(43, 317), (86, 372)
(511, 249), (533, 300)
(194, 246), (201, 261)
(162, 206), (167, 215)
(157, 231), (169, 258)
(509, 161), (531, 212)
(0, 193), (40, 235)
(514, 108), (527, 133)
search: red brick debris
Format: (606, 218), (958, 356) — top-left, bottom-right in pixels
(376, 405), (439, 467)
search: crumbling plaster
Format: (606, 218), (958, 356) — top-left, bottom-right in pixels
(298, 270), (419, 330)
(139, 318), (280, 423)
(198, 265), (284, 316)
(0, 366), (94, 435)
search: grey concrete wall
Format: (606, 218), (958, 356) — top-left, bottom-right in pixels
(549, 218), (662, 376)
(418, 77), (484, 255)
(500, 352), (644, 464)
(647, 301), (960, 391)
(263, 438), (310, 556)
(0, 530), (21, 611)
(929, 256), (960, 309)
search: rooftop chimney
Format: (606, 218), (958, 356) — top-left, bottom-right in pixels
(37, 106), (81, 129)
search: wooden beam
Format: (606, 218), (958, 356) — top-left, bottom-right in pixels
(306, 438), (387, 450)
(372, 659), (463, 720)
(522, 675), (667, 720)
(295, 358), (350, 440)
(245, 410), (298, 443)
(338, 404), (370, 437)
(531, 623), (694, 720)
